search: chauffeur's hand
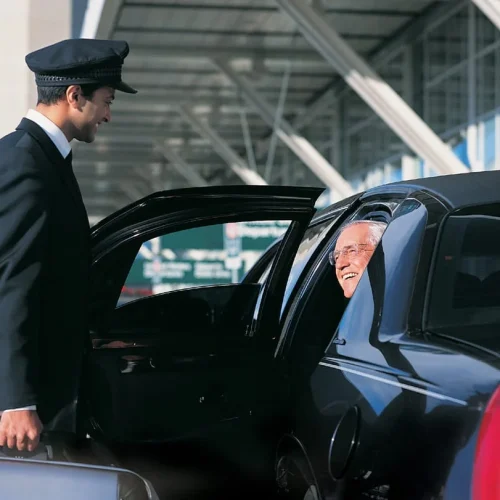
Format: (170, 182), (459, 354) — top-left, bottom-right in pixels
(0, 410), (43, 452)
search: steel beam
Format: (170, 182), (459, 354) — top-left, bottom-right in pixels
(214, 59), (353, 196)
(276, 0), (468, 176)
(155, 142), (209, 187)
(130, 45), (324, 61)
(177, 105), (267, 186)
(472, 0), (500, 31)
(120, 183), (146, 203)
(270, 0), (468, 135)
(76, 174), (155, 193)
(95, 126), (253, 139)
(83, 196), (125, 211)
(112, 96), (306, 113)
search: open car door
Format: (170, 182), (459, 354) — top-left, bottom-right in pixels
(81, 186), (322, 445)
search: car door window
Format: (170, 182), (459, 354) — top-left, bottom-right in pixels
(332, 199), (426, 349)
(279, 198), (427, 369)
(118, 220), (290, 305)
(427, 204), (500, 353)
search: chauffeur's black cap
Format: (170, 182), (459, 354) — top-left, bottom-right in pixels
(25, 38), (137, 94)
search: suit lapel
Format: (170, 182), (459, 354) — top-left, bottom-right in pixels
(16, 118), (89, 230)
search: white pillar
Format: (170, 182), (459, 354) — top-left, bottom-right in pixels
(276, 0), (468, 177)
(471, 0), (500, 31)
(401, 155), (420, 180)
(0, 0), (71, 138)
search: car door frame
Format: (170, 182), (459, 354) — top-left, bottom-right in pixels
(81, 186), (323, 443)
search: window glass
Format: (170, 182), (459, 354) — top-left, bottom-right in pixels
(118, 220), (289, 305)
(331, 200), (426, 350)
(277, 198), (423, 363)
(280, 216), (343, 314)
(427, 209), (500, 352)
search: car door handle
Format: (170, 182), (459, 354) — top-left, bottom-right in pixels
(120, 355), (154, 374)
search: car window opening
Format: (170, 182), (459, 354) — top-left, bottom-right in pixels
(428, 207), (500, 354)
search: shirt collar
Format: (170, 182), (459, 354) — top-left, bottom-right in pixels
(25, 109), (71, 159)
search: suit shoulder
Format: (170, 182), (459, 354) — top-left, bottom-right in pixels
(0, 131), (40, 173)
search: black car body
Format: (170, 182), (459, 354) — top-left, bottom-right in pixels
(2, 177), (499, 499)
(273, 172), (500, 500)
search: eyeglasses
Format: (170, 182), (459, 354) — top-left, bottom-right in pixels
(328, 243), (373, 266)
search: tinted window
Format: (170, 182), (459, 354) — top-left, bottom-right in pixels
(331, 199), (426, 351)
(281, 216), (341, 313)
(428, 210), (500, 352)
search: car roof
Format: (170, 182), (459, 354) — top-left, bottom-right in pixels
(373, 170), (500, 210)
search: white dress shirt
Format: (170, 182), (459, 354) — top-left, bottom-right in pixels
(0, 110), (71, 416)
(25, 109), (72, 159)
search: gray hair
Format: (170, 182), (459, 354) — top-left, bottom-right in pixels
(340, 220), (387, 246)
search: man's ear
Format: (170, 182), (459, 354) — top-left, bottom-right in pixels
(66, 85), (83, 108)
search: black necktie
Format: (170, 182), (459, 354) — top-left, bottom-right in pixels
(64, 150), (88, 223)
(65, 150), (80, 196)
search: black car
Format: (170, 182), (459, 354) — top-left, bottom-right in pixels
(2, 177), (499, 499)
(272, 172), (500, 500)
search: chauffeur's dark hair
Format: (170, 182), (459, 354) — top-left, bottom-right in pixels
(36, 84), (103, 105)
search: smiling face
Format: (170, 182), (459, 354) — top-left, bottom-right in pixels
(334, 223), (376, 298)
(70, 86), (114, 143)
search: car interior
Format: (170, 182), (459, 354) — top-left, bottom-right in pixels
(429, 209), (500, 353)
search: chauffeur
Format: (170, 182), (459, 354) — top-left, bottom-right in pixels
(0, 39), (137, 452)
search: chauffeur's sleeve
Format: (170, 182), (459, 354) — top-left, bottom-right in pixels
(0, 148), (49, 411)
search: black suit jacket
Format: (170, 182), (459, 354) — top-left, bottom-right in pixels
(0, 118), (90, 428)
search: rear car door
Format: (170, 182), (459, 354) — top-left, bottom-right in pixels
(277, 190), (450, 499)
(81, 186), (322, 444)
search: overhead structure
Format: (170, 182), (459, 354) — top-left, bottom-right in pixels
(275, 0), (468, 176)
(75, 0), (500, 220)
(281, 0), (467, 134)
(177, 105), (267, 186)
(214, 59), (353, 197)
(471, 0), (500, 30)
(155, 142), (209, 187)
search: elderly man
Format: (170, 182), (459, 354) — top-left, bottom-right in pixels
(329, 220), (387, 298)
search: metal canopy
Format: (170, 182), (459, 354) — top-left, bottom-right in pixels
(77, 0), (439, 218)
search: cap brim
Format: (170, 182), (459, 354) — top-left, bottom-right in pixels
(114, 81), (137, 94)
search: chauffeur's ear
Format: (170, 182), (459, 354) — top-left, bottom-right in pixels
(66, 85), (83, 108)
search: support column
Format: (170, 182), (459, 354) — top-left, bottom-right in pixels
(155, 142), (209, 187)
(213, 58), (353, 197)
(471, 0), (500, 31)
(467, 3), (484, 171)
(276, 0), (468, 176)
(80, 0), (122, 38)
(496, 42), (500, 170)
(401, 155), (420, 180)
(331, 103), (342, 172)
(0, 0), (70, 137)
(177, 105), (267, 186)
